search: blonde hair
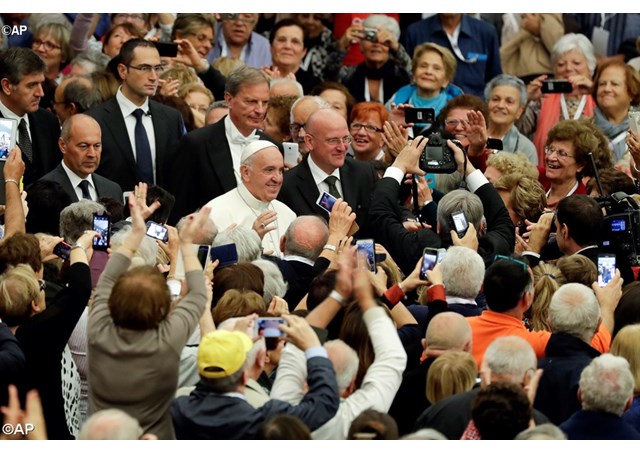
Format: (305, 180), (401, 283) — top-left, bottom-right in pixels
(160, 63), (198, 86)
(178, 82), (214, 104)
(212, 289), (266, 326)
(531, 263), (566, 332)
(611, 324), (640, 394)
(493, 174), (547, 223)
(212, 57), (244, 78)
(556, 254), (597, 286)
(411, 42), (457, 84)
(426, 351), (477, 404)
(486, 152), (539, 180)
(0, 264), (40, 327)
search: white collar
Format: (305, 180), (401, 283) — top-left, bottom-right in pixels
(224, 115), (257, 142)
(307, 153), (340, 187)
(575, 245), (598, 255)
(61, 160), (95, 190)
(282, 255), (315, 266)
(0, 99), (28, 126)
(116, 86), (150, 118)
(236, 182), (270, 211)
(446, 296), (478, 306)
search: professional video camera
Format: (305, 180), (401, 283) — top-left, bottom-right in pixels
(598, 192), (640, 266)
(418, 132), (461, 174)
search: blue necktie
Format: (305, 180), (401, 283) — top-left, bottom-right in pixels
(78, 179), (92, 200)
(132, 109), (154, 184)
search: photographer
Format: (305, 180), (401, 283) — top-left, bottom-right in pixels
(369, 135), (514, 275)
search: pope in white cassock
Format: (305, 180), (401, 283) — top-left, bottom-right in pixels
(205, 140), (297, 257)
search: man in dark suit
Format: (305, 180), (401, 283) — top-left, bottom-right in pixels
(38, 114), (122, 203)
(0, 47), (60, 186)
(277, 108), (377, 237)
(169, 65), (273, 224)
(368, 136), (514, 275)
(87, 39), (185, 194)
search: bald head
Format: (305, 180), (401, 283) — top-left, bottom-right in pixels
(282, 215), (329, 261)
(304, 109), (350, 174)
(425, 312), (472, 354)
(78, 409), (148, 440)
(59, 114), (102, 179)
(290, 96), (330, 153)
(53, 76), (94, 124)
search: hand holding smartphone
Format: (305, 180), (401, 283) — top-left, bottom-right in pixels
(316, 191), (337, 214)
(450, 211), (469, 239)
(145, 221), (169, 242)
(356, 239), (376, 272)
(597, 253), (616, 287)
(420, 247), (439, 280)
(0, 118), (18, 161)
(254, 317), (287, 337)
(92, 213), (111, 251)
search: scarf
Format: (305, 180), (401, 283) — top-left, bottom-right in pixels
(594, 106), (629, 161)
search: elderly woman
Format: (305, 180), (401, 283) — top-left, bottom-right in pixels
(266, 19), (321, 94)
(484, 74), (538, 164)
(262, 95), (298, 143)
(178, 82), (214, 129)
(310, 81), (357, 121)
(592, 60), (640, 162)
(520, 33), (597, 163)
(386, 42), (462, 119)
(349, 101), (388, 161)
(31, 21), (71, 84)
(339, 14), (411, 104)
(171, 13), (216, 60)
(101, 22), (143, 59)
(493, 173), (547, 232)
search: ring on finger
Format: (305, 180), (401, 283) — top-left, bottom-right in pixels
(260, 223), (266, 228)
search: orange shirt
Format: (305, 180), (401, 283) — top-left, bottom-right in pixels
(467, 310), (611, 367)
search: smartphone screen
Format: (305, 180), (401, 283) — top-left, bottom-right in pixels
(92, 214), (110, 251)
(356, 239), (376, 272)
(254, 317), (287, 338)
(597, 254), (616, 287)
(154, 42), (178, 58)
(210, 243), (239, 268)
(420, 248), (438, 280)
(53, 241), (72, 261)
(451, 211), (469, 238)
(316, 191), (337, 214)
(145, 221), (168, 242)
(0, 117), (18, 161)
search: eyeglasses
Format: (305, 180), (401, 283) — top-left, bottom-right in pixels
(308, 134), (353, 146)
(350, 123), (383, 133)
(544, 146), (574, 159)
(221, 14), (257, 25)
(493, 255), (528, 273)
(289, 122), (306, 133)
(127, 64), (165, 74)
(444, 118), (468, 128)
(32, 39), (61, 52)
(37, 279), (47, 292)
(114, 13), (145, 21)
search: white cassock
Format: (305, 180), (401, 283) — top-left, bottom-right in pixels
(205, 183), (297, 257)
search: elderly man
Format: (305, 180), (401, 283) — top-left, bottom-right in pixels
(278, 108), (377, 236)
(52, 76), (101, 125)
(170, 66), (278, 222)
(288, 95), (329, 155)
(0, 47), (60, 185)
(205, 140), (296, 257)
(38, 114), (122, 203)
(207, 13), (271, 68)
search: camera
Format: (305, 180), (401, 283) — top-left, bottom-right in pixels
(363, 27), (377, 42)
(418, 132), (459, 174)
(599, 192), (640, 266)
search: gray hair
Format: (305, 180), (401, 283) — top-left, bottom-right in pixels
(515, 423), (567, 440)
(225, 65), (269, 96)
(484, 336), (537, 383)
(206, 100), (229, 115)
(362, 15), (400, 42)
(212, 224), (261, 262)
(324, 339), (359, 392)
(111, 225), (158, 269)
(401, 428), (448, 440)
(436, 190), (484, 237)
(283, 216), (329, 261)
(62, 76), (102, 113)
(70, 50), (110, 73)
(484, 74), (528, 107)
(78, 408), (144, 440)
(548, 283), (601, 343)
(551, 33), (597, 74)
(176, 212), (217, 246)
(59, 200), (105, 243)
(289, 95), (331, 124)
(440, 246), (484, 299)
(580, 353), (634, 416)
(270, 78), (304, 97)
(252, 258), (288, 304)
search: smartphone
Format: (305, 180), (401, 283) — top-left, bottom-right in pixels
(420, 247), (439, 280)
(356, 239), (376, 272)
(450, 210), (469, 239)
(283, 142), (300, 167)
(254, 317), (287, 338)
(53, 241), (72, 261)
(541, 79), (573, 94)
(122, 191), (134, 204)
(196, 245), (211, 268)
(92, 213), (111, 251)
(486, 138), (503, 151)
(210, 243), (239, 268)
(404, 107), (435, 124)
(597, 253), (616, 287)
(154, 42), (178, 58)
(0, 117), (18, 161)
(145, 221), (168, 242)
(167, 279), (182, 301)
(316, 191), (337, 214)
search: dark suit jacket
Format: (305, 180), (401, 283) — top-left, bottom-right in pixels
(369, 176), (515, 276)
(0, 108), (60, 186)
(276, 256), (330, 311)
(38, 163), (123, 203)
(560, 410), (640, 440)
(87, 97), (185, 193)
(277, 157), (378, 238)
(168, 117), (279, 224)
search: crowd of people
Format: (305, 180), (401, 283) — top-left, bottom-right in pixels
(2, 12), (640, 440)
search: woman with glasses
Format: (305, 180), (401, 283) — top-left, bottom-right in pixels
(349, 102), (388, 161)
(31, 21), (71, 85)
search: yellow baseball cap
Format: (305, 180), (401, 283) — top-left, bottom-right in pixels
(198, 330), (253, 379)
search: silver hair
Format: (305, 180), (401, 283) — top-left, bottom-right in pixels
(289, 95), (331, 124)
(225, 65), (269, 96)
(70, 50), (110, 73)
(252, 258), (288, 304)
(176, 213), (218, 246)
(78, 408), (144, 440)
(362, 14), (400, 42)
(484, 74), (528, 107)
(548, 283), (601, 343)
(325, 339), (359, 392)
(551, 33), (597, 74)
(484, 336), (537, 383)
(580, 353), (634, 416)
(212, 224), (261, 262)
(440, 246), (485, 299)
(111, 225), (158, 268)
(59, 200), (105, 243)
(515, 423), (567, 440)
(206, 100), (229, 115)
(436, 190), (484, 236)
(283, 215), (329, 261)
(270, 78), (304, 97)
(401, 428), (448, 440)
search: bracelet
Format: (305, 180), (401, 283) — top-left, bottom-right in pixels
(329, 289), (347, 307)
(4, 179), (19, 187)
(71, 243), (87, 253)
(323, 244), (337, 252)
(119, 244), (137, 255)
